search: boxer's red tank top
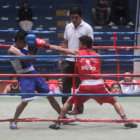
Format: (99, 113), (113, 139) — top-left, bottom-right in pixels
(77, 49), (101, 81)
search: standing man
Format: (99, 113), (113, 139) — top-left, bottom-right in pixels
(59, 7), (94, 115)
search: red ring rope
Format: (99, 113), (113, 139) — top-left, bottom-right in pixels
(0, 44), (140, 49)
(0, 74), (140, 77)
(1, 80), (140, 85)
(0, 118), (139, 123)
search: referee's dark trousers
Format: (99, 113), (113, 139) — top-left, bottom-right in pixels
(62, 61), (84, 113)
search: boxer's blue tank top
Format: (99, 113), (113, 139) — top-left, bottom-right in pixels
(10, 46), (35, 74)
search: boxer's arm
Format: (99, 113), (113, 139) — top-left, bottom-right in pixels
(49, 44), (78, 55)
(25, 34), (78, 55)
(57, 39), (68, 67)
(58, 39), (68, 55)
(8, 47), (36, 62)
(8, 46), (24, 56)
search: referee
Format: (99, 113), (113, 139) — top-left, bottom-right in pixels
(59, 7), (94, 115)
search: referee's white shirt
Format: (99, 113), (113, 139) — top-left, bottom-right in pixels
(64, 20), (94, 61)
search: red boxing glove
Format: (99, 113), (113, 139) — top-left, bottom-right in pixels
(36, 38), (46, 48)
(36, 38), (50, 49)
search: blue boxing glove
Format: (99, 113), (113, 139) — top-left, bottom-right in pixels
(25, 34), (38, 54)
(25, 34), (36, 47)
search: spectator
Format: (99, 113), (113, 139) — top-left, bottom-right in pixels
(44, 77), (56, 94)
(111, 83), (121, 94)
(120, 70), (140, 94)
(18, 1), (33, 31)
(109, 0), (134, 25)
(92, 0), (110, 25)
(54, 78), (63, 94)
(3, 76), (20, 94)
(59, 7), (94, 115)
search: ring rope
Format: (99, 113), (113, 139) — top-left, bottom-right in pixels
(0, 73), (140, 78)
(0, 30), (140, 35)
(1, 44), (140, 49)
(0, 58), (140, 62)
(1, 80), (140, 85)
(94, 40), (135, 42)
(93, 46), (140, 49)
(0, 93), (140, 97)
(0, 118), (139, 123)
(0, 80), (60, 84)
(0, 30), (56, 34)
(0, 54), (140, 59)
(0, 39), (136, 46)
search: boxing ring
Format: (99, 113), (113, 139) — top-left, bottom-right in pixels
(0, 30), (140, 128)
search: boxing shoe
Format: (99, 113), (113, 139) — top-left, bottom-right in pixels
(49, 122), (61, 130)
(10, 122), (18, 130)
(124, 123), (138, 128)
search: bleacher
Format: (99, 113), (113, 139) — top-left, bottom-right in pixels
(0, 0), (138, 77)
(93, 25), (135, 77)
(81, 0), (137, 78)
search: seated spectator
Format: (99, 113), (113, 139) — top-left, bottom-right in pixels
(109, 0), (134, 25)
(92, 0), (110, 25)
(105, 79), (117, 89)
(18, 1), (33, 31)
(120, 70), (140, 94)
(54, 78), (63, 94)
(3, 76), (20, 94)
(111, 83), (121, 94)
(44, 77), (56, 94)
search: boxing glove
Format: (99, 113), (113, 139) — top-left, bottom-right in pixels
(26, 34), (49, 49)
(25, 34), (36, 47)
(36, 38), (46, 48)
(36, 38), (50, 49)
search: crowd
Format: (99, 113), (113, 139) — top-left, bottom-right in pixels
(12, 0), (135, 32)
(3, 70), (140, 95)
(104, 70), (140, 94)
(92, 0), (134, 26)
